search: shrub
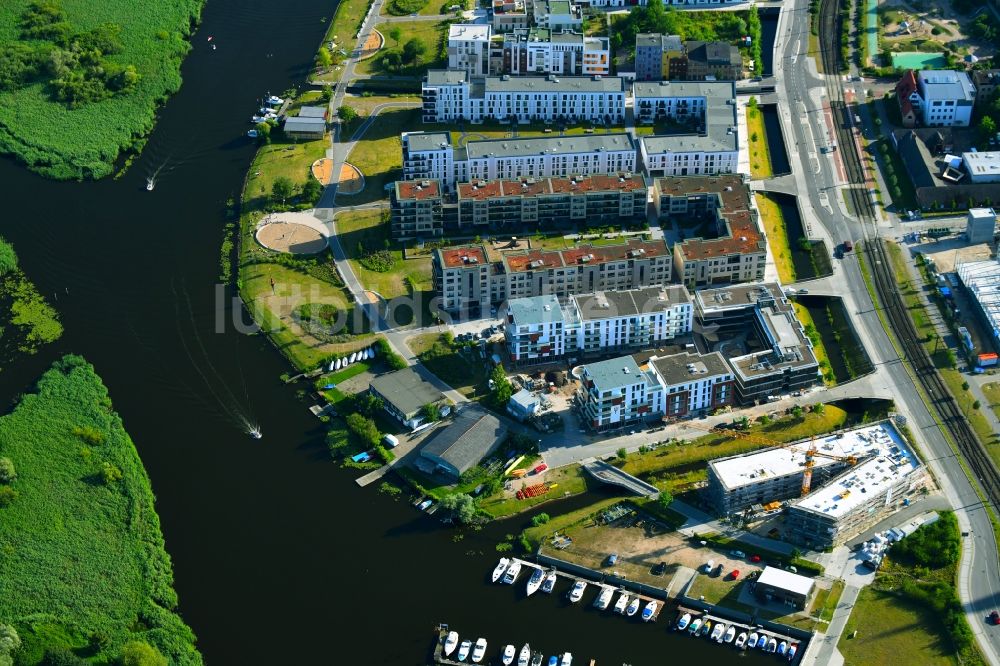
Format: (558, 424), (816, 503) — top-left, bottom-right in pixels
(72, 425), (106, 445)
(0, 238), (17, 277)
(120, 641), (167, 666)
(40, 647), (87, 666)
(531, 512), (551, 526)
(0, 458), (14, 483)
(346, 413), (382, 449)
(440, 493), (481, 524)
(0, 486), (18, 507)
(101, 462), (123, 484)
(496, 541), (513, 553)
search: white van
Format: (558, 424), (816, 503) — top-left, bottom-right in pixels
(382, 434), (399, 449)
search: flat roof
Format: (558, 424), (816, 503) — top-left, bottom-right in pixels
(297, 106), (328, 117)
(633, 79), (736, 100)
(957, 259), (1000, 341)
(370, 367), (445, 417)
(449, 23), (491, 41)
(421, 405), (507, 475)
(917, 69), (975, 102)
(757, 566), (815, 597)
(685, 40), (740, 66)
(404, 131), (451, 153)
(649, 350), (731, 386)
(964, 152), (1000, 178)
(508, 294), (565, 326)
(464, 133), (634, 160)
(395, 179), (441, 200)
(457, 173), (647, 201)
(789, 422), (920, 520)
(485, 75), (624, 94)
(436, 245), (489, 268)
(697, 282), (783, 314)
(581, 355), (650, 394)
(501, 238), (669, 274)
(426, 69), (470, 86)
(572, 285), (690, 320)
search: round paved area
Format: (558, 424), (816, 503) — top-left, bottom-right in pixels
(256, 222), (328, 254)
(337, 162), (365, 194)
(359, 30), (383, 60)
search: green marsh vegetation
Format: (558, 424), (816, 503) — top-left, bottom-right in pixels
(0, 236), (62, 367)
(0, 0), (205, 179)
(0, 356), (202, 665)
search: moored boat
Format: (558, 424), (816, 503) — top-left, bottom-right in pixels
(444, 631), (459, 656)
(492, 557), (511, 583)
(747, 632), (759, 649)
(559, 653), (572, 666)
(541, 571), (557, 593)
(530, 652), (542, 666)
(641, 600), (658, 622)
(759, 634), (770, 650)
(787, 644), (798, 660)
(687, 618), (702, 634)
(723, 626), (736, 643)
(777, 641), (788, 657)
(502, 644), (515, 665)
(613, 591), (629, 614)
(518, 644), (531, 666)
(710, 623), (725, 642)
(700, 620), (712, 637)
(735, 632), (748, 649)
(767, 638), (778, 653)
(594, 586), (614, 610)
(625, 596), (640, 617)
(471, 638), (487, 663)
(457, 640), (472, 662)
(503, 561), (522, 585)
(547, 658), (557, 666)
(567, 580), (587, 603)
(677, 613), (692, 631)
(526, 568), (545, 596)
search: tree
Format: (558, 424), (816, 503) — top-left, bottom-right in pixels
(440, 493), (479, 524)
(812, 402), (826, 414)
(747, 95), (759, 115)
(388, 26), (402, 47)
(346, 413), (382, 448)
(271, 176), (295, 204)
(973, 400), (982, 411)
(0, 625), (20, 666)
(40, 648), (87, 666)
(657, 490), (675, 510)
(791, 405), (804, 419)
(337, 105), (358, 122)
(353, 392), (384, 417)
(254, 121), (271, 144)
(0, 458), (13, 483)
(0, 486), (17, 508)
(120, 641), (167, 666)
(962, 381), (970, 391)
(100, 462), (122, 484)
(0, 238), (17, 277)
(402, 37), (427, 65)
(422, 402), (441, 423)
(301, 177), (322, 204)
(531, 512), (551, 526)
(316, 47), (332, 69)
(381, 50), (402, 71)
(490, 364), (512, 406)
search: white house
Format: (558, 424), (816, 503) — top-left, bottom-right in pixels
(916, 70), (976, 127)
(505, 294), (569, 366)
(448, 24), (492, 77)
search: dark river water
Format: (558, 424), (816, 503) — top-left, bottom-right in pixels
(0, 1), (784, 664)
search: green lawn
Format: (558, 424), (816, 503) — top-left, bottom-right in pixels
(244, 137), (330, 211)
(481, 465), (593, 518)
(334, 209), (433, 299)
(320, 0), (372, 59)
(982, 382), (1000, 422)
(0, 356), (201, 664)
(756, 192), (795, 283)
(410, 332), (489, 397)
(794, 302), (834, 386)
(747, 104), (773, 179)
(354, 20), (450, 77)
(0, 0), (205, 179)
(344, 106), (420, 204)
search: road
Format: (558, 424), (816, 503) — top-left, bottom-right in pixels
(773, 0), (1000, 662)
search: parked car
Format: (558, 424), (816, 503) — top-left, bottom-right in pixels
(730, 550), (746, 559)
(749, 554), (762, 563)
(990, 611), (1000, 625)
(606, 553), (619, 566)
(728, 569), (741, 580)
(652, 561), (667, 576)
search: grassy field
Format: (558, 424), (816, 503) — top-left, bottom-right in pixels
(0, 0), (205, 179)
(344, 106), (420, 204)
(409, 332), (489, 397)
(321, 0), (372, 58)
(982, 382), (1000, 422)
(354, 20), (450, 77)
(244, 137), (329, 210)
(334, 209), (433, 299)
(0, 356), (201, 664)
(756, 192), (795, 284)
(480, 465), (593, 518)
(747, 104), (773, 179)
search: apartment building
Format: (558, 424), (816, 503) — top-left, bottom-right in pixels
(390, 180), (443, 239)
(447, 24), (492, 77)
(534, 0), (583, 31)
(491, 0), (529, 32)
(896, 69), (976, 128)
(652, 175), (766, 288)
(433, 238), (672, 315)
(494, 28), (610, 77)
(504, 285), (693, 365)
(421, 70), (624, 124)
(401, 132), (458, 186)
(635, 33), (684, 81)
(635, 36), (741, 81)
(647, 350), (734, 417)
(576, 356), (661, 431)
(696, 282), (820, 402)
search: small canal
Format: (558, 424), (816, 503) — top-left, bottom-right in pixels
(760, 104), (791, 176)
(759, 8), (780, 78)
(798, 295), (875, 384)
(764, 192), (831, 281)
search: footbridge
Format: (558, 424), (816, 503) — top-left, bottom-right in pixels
(581, 459), (660, 498)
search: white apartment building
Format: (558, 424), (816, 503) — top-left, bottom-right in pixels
(401, 132), (460, 185)
(448, 24), (492, 77)
(505, 295), (570, 366)
(916, 70), (976, 127)
(422, 70), (624, 124)
(497, 29), (609, 77)
(534, 0), (583, 31)
(576, 356), (661, 431)
(648, 351), (734, 417)
(640, 131), (738, 177)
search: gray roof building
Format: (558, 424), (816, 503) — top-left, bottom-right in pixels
(464, 133), (634, 159)
(572, 285), (690, 320)
(405, 131), (453, 152)
(485, 74), (625, 94)
(283, 116), (326, 137)
(650, 350), (731, 386)
(633, 80), (735, 100)
(420, 405), (508, 477)
(582, 355), (649, 394)
(297, 106), (328, 118)
(369, 367), (446, 427)
(508, 294), (565, 326)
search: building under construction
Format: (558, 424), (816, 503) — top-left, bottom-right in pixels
(706, 421), (927, 548)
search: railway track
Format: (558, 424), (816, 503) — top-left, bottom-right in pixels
(815, 0), (1000, 509)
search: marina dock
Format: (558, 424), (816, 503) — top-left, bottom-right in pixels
(670, 605), (805, 663)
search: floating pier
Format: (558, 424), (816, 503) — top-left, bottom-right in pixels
(670, 606), (804, 662)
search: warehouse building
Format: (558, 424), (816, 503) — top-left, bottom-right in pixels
(957, 258), (1000, 349)
(369, 368), (448, 430)
(754, 567), (815, 610)
(419, 405), (508, 478)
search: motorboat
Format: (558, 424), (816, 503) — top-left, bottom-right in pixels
(641, 600), (658, 622)
(541, 571), (557, 594)
(530, 653), (543, 666)
(547, 658), (557, 666)
(723, 626), (736, 643)
(777, 641), (788, 657)
(593, 587), (614, 610)
(747, 632), (759, 649)
(502, 645), (515, 665)
(471, 638), (487, 663)
(700, 620), (712, 637)
(444, 632), (459, 656)
(687, 618), (702, 634)
(457, 640), (472, 662)
(526, 568), (545, 596)
(567, 580), (587, 603)
(145, 177), (155, 191)
(676, 613), (692, 631)
(613, 592), (629, 614)
(625, 597), (640, 617)
(766, 638), (778, 653)
(418, 499), (433, 511)
(735, 632), (748, 649)
(249, 427), (262, 440)
(350, 351), (358, 363)
(266, 95), (284, 105)
(518, 644), (531, 666)
(709, 623), (725, 642)
(559, 654), (572, 666)
(503, 561), (522, 585)
(787, 644), (798, 660)
(759, 634), (770, 650)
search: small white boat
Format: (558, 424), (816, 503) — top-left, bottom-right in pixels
(350, 352), (358, 363)
(625, 597), (640, 617)
(444, 632), (459, 656)
(700, 620), (712, 637)
(366, 347), (374, 359)
(710, 624), (725, 642)
(559, 654), (572, 666)
(724, 626), (736, 643)
(335, 358), (343, 370)
(531, 655), (543, 666)
(502, 644), (515, 665)
(328, 359), (336, 372)
(567, 580), (587, 603)
(457, 640), (472, 662)
(541, 571), (557, 594)
(687, 618), (702, 634)
(758, 634), (768, 650)
(613, 592), (629, 614)
(249, 427), (262, 440)
(417, 499), (433, 511)
(593, 587), (613, 610)
(518, 644), (531, 666)
(641, 600), (658, 622)
(266, 95), (284, 105)
(492, 558), (510, 583)
(787, 644), (798, 660)
(777, 641), (788, 657)
(472, 638), (487, 663)
(526, 568), (545, 596)
(676, 613), (692, 631)
(258, 107), (270, 115)
(503, 561), (522, 585)
(747, 632), (759, 649)
(251, 115), (267, 123)
(767, 638), (778, 653)
(735, 632), (748, 649)
(145, 177), (155, 191)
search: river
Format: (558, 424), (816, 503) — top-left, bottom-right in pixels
(0, 1), (784, 663)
